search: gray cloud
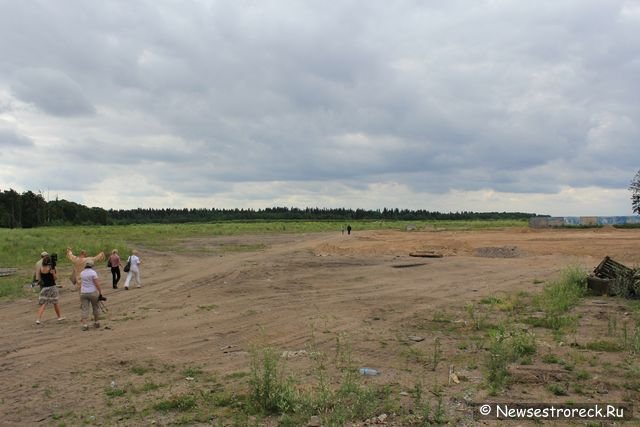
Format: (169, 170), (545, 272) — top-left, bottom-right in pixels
(10, 68), (95, 116)
(0, 128), (33, 149)
(0, 0), (639, 215)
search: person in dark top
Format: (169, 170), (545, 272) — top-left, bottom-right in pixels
(347, 224), (352, 235)
(35, 255), (65, 324)
(108, 249), (122, 289)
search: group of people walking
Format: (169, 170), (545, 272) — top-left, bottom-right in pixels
(33, 248), (142, 330)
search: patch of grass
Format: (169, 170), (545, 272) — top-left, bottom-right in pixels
(575, 369), (591, 380)
(105, 387), (126, 398)
(480, 296), (502, 305)
(225, 371), (250, 380)
(0, 277), (29, 300)
(182, 366), (204, 378)
(431, 310), (453, 323)
(479, 294), (526, 313)
(153, 394), (197, 412)
(206, 390), (237, 407)
(524, 266), (587, 340)
(582, 341), (625, 352)
(131, 365), (151, 376)
(241, 336), (408, 426)
(542, 353), (562, 364)
(485, 324), (537, 394)
(431, 337), (442, 371)
(402, 346), (429, 368)
(536, 266), (587, 315)
(248, 346), (299, 414)
(111, 404), (137, 418)
(547, 383), (568, 396)
(140, 382), (161, 392)
(466, 303), (490, 331)
(574, 384), (590, 396)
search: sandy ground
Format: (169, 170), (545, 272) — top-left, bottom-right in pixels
(1, 227), (639, 426)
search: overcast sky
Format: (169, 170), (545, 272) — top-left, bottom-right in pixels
(1, 1), (639, 216)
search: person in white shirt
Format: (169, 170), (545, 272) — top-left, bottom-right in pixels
(123, 250), (142, 290)
(79, 260), (103, 331)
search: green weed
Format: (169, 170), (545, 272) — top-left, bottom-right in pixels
(547, 383), (568, 396)
(153, 394), (197, 412)
(139, 382), (161, 393)
(248, 346), (299, 414)
(542, 353), (562, 364)
(131, 366), (150, 376)
(485, 324), (537, 394)
(583, 341), (625, 352)
(105, 387), (126, 398)
(182, 366), (204, 378)
(575, 370), (591, 380)
(537, 266), (587, 315)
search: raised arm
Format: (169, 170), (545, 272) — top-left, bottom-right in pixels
(66, 248), (78, 262)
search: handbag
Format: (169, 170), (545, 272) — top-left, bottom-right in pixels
(107, 258), (112, 268)
(124, 257), (131, 272)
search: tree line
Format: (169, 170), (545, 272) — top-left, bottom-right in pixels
(0, 188), (542, 228)
(0, 189), (107, 228)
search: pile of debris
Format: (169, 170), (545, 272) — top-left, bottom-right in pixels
(588, 256), (640, 297)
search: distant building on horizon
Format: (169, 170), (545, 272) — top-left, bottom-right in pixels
(529, 216), (640, 228)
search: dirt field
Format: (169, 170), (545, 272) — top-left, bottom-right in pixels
(1, 227), (639, 426)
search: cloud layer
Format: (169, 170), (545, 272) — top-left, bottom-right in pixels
(1, 1), (639, 216)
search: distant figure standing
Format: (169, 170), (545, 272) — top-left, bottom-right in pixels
(108, 249), (121, 289)
(347, 224), (352, 235)
(35, 255), (65, 324)
(123, 250), (142, 290)
(341, 226), (345, 235)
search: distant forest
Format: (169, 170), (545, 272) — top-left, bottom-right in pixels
(0, 188), (543, 228)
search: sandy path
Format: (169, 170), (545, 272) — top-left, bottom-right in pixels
(1, 227), (638, 425)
